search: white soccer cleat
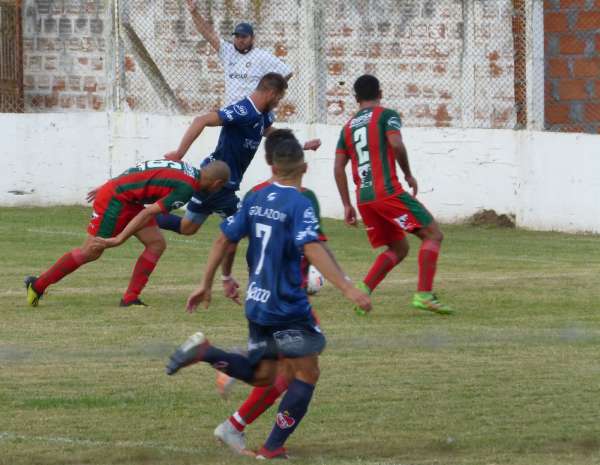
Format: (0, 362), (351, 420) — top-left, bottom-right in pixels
(214, 420), (253, 456)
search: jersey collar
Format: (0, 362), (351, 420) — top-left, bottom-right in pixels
(273, 182), (298, 190)
(247, 95), (261, 114)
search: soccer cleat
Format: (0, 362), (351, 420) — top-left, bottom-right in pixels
(255, 446), (288, 460)
(354, 282), (371, 316)
(214, 420), (253, 456)
(165, 332), (210, 375)
(412, 292), (454, 315)
(119, 298), (148, 307)
(216, 371), (237, 399)
(24, 276), (42, 307)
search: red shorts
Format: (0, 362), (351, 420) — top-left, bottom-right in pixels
(87, 183), (157, 238)
(358, 192), (433, 248)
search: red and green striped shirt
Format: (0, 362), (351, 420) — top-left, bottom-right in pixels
(336, 106), (404, 204)
(110, 160), (201, 213)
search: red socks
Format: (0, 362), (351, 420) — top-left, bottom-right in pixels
(35, 248), (86, 293)
(229, 374), (290, 432)
(363, 249), (401, 292)
(122, 249), (160, 303)
(418, 240), (441, 292)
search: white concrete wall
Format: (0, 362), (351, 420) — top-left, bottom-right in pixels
(1, 112), (599, 233)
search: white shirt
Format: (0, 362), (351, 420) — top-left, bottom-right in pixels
(218, 39), (292, 105)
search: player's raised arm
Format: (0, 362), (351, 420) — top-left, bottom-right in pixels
(304, 242), (371, 313)
(186, 0), (220, 52)
(387, 131), (418, 197)
(165, 112), (223, 161)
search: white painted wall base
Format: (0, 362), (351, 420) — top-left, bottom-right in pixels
(1, 112), (599, 233)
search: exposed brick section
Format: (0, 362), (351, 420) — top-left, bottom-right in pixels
(546, 103), (571, 123)
(573, 58), (600, 77)
(576, 12), (600, 30)
(545, 12), (570, 32)
(544, 1), (600, 133)
(548, 58), (570, 77)
(23, 0), (110, 112)
(559, 35), (586, 54)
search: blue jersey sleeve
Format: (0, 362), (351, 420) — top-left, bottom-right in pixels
(292, 198), (321, 249)
(218, 100), (253, 127)
(220, 200), (249, 242)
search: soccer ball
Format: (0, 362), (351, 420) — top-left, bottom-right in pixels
(306, 265), (324, 295)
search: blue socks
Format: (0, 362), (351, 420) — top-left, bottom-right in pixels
(203, 346), (255, 383)
(264, 379), (315, 451)
(156, 214), (182, 233)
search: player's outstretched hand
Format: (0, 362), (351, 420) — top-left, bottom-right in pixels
(344, 286), (372, 313)
(303, 139), (321, 151)
(92, 236), (120, 250)
(405, 175), (418, 197)
(223, 277), (241, 305)
(186, 285), (212, 313)
(164, 151), (182, 161)
(344, 205), (358, 227)
(86, 186), (100, 203)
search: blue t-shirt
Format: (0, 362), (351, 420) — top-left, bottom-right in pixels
(202, 97), (274, 191)
(221, 183), (321, 325)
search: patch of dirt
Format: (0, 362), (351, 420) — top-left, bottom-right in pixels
(468, 209), (515, 228)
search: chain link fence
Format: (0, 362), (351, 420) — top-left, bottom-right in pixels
(0, 1), (24, 112)
(117, 0), (531, 129)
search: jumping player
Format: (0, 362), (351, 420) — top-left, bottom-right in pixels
(212, 129), (330, 455)
(165, 138), (371, 459)
(334, 74), (452, 314)
(24, 159), (229, 307)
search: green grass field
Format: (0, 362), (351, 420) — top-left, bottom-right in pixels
(2, 206), (600, 465)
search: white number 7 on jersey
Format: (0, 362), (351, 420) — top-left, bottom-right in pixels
(254, 223), (272, 275)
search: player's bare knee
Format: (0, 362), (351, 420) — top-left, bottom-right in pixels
(149, 237), (167, 255)
(180, 221), (200, 236)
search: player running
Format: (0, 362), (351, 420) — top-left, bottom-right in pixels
(24, 159), (229, 308)
(165, 137), (371, 459)
(334, 74), (452, 314)
(212, 129), (330, 455)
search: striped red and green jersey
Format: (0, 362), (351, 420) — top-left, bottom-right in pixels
(109, 160), (201, 213)
(245, 181), (327, 241)
(336, 106), (404, 204)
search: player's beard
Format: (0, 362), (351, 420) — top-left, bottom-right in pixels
(234, 44), (253, 54)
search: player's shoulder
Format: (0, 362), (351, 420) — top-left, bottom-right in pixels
(379, 107), (402, 129)
(252, 180), (272, 192)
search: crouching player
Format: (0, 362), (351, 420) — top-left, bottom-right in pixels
(25, 159), (229, 307)
(165, 138), (371, 459)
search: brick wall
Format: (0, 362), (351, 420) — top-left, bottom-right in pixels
(121, 0), (519, 128)
(544, 0), (600, 133)
(22, 0), (111, 112)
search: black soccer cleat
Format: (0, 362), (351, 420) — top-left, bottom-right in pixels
(166, 332), (210, 376)
(119, 298), (148, 308)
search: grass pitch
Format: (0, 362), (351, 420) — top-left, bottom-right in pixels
(1, 206), (600, 465)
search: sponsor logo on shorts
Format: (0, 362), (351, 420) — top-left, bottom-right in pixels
(394, 214), (416, 231)
(247, 339), (268, 351)
(246, 281), (271, 303)
(171, 201), (185, 209)
(276, 411), (296, 429)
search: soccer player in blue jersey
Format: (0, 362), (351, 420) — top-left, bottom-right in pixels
(158, 72), (320, 237)
(165, 138), (371, 459)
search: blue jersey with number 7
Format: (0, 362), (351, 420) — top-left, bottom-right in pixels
(220, 183), (321, 325)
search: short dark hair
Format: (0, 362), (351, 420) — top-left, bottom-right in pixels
(272, 138), (304, 177)
(257, 72), (288, 93)
(353, 74), (381, 102)
(264, 129), (297, 165)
